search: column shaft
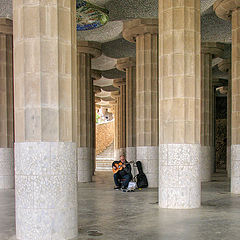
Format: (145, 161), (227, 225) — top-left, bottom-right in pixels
(119, 84), (126, 151)
(77, 41), (101, 182)
(13, 2), (78, 239)
(159, 0), (201, 208)
(0, 19), (14, 189)
(231, 9), (240, 193)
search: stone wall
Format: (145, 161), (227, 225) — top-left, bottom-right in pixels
(96, 120), (114, 155)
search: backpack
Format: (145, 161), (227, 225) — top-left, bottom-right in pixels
(135, 161), (148, 188)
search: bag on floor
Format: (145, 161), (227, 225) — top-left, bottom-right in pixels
(135, 161), (148, 188)
(127, 181), (137, 190)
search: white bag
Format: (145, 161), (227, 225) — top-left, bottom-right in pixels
(127, 181), (137, 190)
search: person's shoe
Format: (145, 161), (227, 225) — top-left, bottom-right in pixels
(114, 186), (121, 190)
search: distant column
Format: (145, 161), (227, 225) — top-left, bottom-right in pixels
(117, 58), (136, 163)
(0, 18), (14, 189)
(123, 19), (159, 187)
(214, 0), (240, 193)
(201, 42), (224, 181)
(77, 41), (101, 182)
(218, 59), (231, 177)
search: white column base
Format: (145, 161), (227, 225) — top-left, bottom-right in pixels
(77, 147), (92, 183)
(200, 146), (214, 182)
(15, 142), (78, 240)
(227, 145), (231, 178)
(0, 148), (14, 189)
(231, 145), (240, 193)
(159, 144), (201, 209)
(136, 146), (158, 188)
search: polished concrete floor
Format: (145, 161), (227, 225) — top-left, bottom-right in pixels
(1, 171), (240, 240)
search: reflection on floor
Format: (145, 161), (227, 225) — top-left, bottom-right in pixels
(1, 171), (240, 240)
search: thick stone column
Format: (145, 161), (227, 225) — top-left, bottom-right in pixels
(159, 0), (201, 208)
(123, 19), (159, 187)
(113, 79), (126, 154)
(111, 91), (121, 160)
(201, 42), (224, 182)
(77, 41), (101, 182)
(92, 72), (101, 175)
(218, 59), (231, 177)
(214, 0), (240, 194)
(116, 58), (136, 163)
(13, 2), (78, 239)
(0, 18), (14, 189)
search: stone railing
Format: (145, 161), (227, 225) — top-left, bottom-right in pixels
(96, 120), (114, 155)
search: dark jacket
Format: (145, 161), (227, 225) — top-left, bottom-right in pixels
(112, 160), (132, 178)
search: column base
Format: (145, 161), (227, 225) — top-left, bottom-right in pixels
(77, 147), (92, 183)
(201, 146), (214, 182)
(126, 147), (136, 175)
(159, 144), (201, 209)
(136, 146), (158, 188)
(0, 148), (14, 189)
(231, 145), (240, 193)
(227, 145), (231, 178)
(15, 142), (78, 240)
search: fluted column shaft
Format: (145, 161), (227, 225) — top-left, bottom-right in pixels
(119, 84), (126, 150)
(201, 42), (224, 182)
(123, 19), (159, 187)
(77, 41), (101, 182)
(13, 1), (78, 239)
(0, 18), (14, 189)
(112, 95), (120, 159)
(214, 0), (240, 194)
(159, 0), (201, 208)
(117, 58), (136, 162)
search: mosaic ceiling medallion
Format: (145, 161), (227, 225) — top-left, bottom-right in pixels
(76, 0), (109, 31)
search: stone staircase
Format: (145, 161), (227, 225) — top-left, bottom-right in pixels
(96, 143), (114, 171)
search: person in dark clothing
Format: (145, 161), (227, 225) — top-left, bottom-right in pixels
(112, 155), (132, 190)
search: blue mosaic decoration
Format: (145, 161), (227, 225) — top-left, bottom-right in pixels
(76, 0), (109, 31)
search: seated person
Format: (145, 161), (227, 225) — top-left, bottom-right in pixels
(112, 154), (132, 190)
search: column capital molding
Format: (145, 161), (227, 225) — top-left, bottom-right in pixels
(116, 57), (136, 72)
(0, 18), (12, 35)
(93, 85), (101, 94)
(214, 0), (240, 20)
(77, 41), (102, 58)
(111, 91), (120, 99)
(91, 69), (102, 81)
(201, 42), (225, 57)
(113, 78), (126, 88)
(218, 58), (231, 73)
(123, 18), (158, 43)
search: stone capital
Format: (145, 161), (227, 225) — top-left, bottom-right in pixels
(123, 18), (158, 43)
(93, 85), (101, 94)
(111, 91), (120, 99)
(91, 69), (102, 81)
(214, 0), (240, 20)
(113, 78), (126, 88)
(218, 58), (231, 73)
(201, 42), (225, 57)
(77, 41), (102, 58)
(0, 18), (12, 35)
(116, 57), (136, 72)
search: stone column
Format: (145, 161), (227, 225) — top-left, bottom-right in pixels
(0, 18), (14, 189)
(159, 0), (201, 208)
(214, 0), (240, 194)
(111, 91), (121, 160)
(113, 79), (126, 156)
(218, 59), (231, 177)
(201, 42), (224, 181)
(123, 19), (159, 187)
(13, 2), (78, 239)
(116, 58), (136, 163)
(92, 76), (101, 175)
(77, 41), (101, 182)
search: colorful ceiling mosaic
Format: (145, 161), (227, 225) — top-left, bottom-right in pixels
(76, 0), (109, 31)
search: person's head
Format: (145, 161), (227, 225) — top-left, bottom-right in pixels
(120, 154), (126, 163)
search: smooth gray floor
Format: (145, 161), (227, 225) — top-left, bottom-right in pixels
(1, 171), (240, 240)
